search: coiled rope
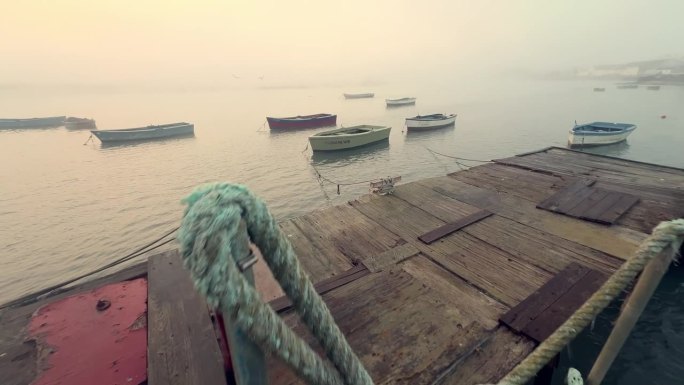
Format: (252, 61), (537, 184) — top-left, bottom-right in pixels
(481, 218), (684, 385)
(177, 183), (373, 385)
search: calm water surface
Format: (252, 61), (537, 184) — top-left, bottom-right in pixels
(1, 79), (682, 384)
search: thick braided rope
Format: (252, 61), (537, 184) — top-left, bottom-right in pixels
(485, 219), (684, 385)
(178, 183), (373, 385)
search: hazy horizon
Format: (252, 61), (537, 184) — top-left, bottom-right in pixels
(2, 0), (683, 88)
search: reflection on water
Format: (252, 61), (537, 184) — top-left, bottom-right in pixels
(97, 133), (196, 149)
(572, 140), (631, 158)
(405, 124), (456, 142)
(310, 140), (390, 166)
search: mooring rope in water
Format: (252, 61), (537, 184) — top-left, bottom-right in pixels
(480, 219), (684, 385)
(178, 183), (374, 385)
(0, 226), (179, 310)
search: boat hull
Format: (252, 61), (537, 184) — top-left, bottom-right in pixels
(386, 98), (416, 106)
(406, 115), (456, 130)
(309, 126), (391, 151)
(267, 114), (336, 130)
(0, 116), (66, 128)
(65, 119), (97, 130)
(91, 123), (194, 143)
(568, 127), (636, 147)
(343, 93), (374, 99)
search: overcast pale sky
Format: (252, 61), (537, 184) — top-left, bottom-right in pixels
(2, 0), (682, 85)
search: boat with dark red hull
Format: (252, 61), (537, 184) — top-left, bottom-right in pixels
(266, 113), (337, 130)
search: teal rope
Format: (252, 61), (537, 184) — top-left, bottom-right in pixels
(178, 183), (373, 385)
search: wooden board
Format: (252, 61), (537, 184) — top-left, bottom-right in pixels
(438, 327), (535, 385)
(389, 181), (622, 275)
(349, 193), (551, 307)
(364, 243), (420, 272)
(536, 179), (596, 212)
(500, 263), (590, 332)
(268, 264), (370, 313)
(538, 184), (640, 225)
(448, 162), (683, 234)
(522, 269), (608, 342)
(418, 210), (493, 244)
(418, 175), (646, 259)
(147, 252), (227, 385)
(267, 270), (492, 384)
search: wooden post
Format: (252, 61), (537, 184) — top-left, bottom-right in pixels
(224, 220), (268, 385)
(586, 242), (680, 385)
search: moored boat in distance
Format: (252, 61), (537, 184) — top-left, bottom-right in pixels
(91, 122), (194, 143)
(646, 85), (661, 90)
(343, 92), (374, 99)
(616, 83), (638, 89)
(65, 117), (97, 130)
(386, 97), (416, 107)
(0, 116), (65, 128)
(309, 125), (391, 151)
(405, 113), (457, 130)
(266, 113), (336, 130)
(568, 121), (636, 147)
(593, 87), (606, 92)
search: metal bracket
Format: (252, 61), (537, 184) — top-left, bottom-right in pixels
(237, 249), (258, 272)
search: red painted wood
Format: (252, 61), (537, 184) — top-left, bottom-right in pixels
(28, 278), (147, 385)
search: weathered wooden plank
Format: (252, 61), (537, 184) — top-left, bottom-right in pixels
(565, 189), (609, 218)
(147, 252), (227, 385)
(420, 176), (646, 259)
(522, 269), (608, 342)
(448, 162), (683, 233)
(349, 194), (550, 307)
(438, 327), (535, 385)
(536, 179), (595, 211)
(500, 263), (589, 332)
(390, 181), (622, 274)
(418, 210), (493, 244)
(364, 243), (420, 272)
(291, 204), (405, 267)
(401, 255), (507, 329)
(279, 218), (352, 282)
(267, 270), (492, 384)
(592, 193), (640, 225)
(268, 264), (370, 313)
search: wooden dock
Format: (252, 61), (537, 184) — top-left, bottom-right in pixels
(1, 146), (683, 385)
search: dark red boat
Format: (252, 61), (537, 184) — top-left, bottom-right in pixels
(266, 113), (337, 130)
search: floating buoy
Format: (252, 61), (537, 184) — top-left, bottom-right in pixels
(661, 115), (667, 119)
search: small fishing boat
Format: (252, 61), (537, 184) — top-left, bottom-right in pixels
(0, 116), (65, 128)
(65, 117), (97, 130)
(568, 121), (636, 147)
(309, 125), (391, 151)
(646, 85), (661, 90)
(91, 122), (194, 143)
(386, 97), (416, 107)
(343, 92), (374, 99)
(616, 84), (638, 89)
(593, 88), (606, 92)
(405, 113), (457, 130)
(266, 113), (336, 130)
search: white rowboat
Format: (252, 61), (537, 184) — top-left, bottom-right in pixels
(0, 116), (65, 128)
(343, 93), (375, 99)
(91, 122), (194, 143)
(405, 114), (457, 130)
(568, 122), (636, 147)
(309, 125), (391, 151)
(386, 97), (416, 106)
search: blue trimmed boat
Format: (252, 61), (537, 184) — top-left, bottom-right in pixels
(91, 122), (194, 143)
(568, 122), (636, 147)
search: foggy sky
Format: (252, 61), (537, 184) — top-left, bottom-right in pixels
(2, 0), (683, 86)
